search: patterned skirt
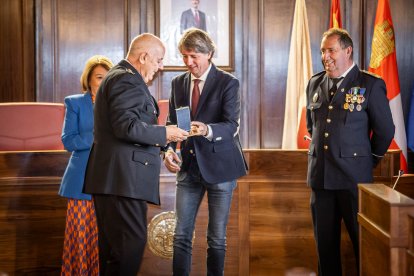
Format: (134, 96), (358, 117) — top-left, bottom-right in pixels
(61, 199), (99, 276)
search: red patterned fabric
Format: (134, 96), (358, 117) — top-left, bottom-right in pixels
(61, 199), (99, 276)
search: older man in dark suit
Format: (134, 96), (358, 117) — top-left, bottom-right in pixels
(83, 33), (188, 276)
(306, 28), (395, 275)
(180, 0), (207, 33)
(164, 28), (247, 276)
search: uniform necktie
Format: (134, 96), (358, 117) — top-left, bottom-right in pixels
(191, 79), (201, 118)
(194, 10), (200, 26)
(329, 77), (343, 101)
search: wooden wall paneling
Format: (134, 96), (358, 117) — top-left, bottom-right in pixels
(36, 0), (58, 102)
(233, 0), (247, 149)
(36, 0), (127, 103)
(0, 0), (35, 102)
(389, 0), (414, 118)
(22, 0), (35, 102)
(241, 0), (261, 149)
(306, 0), (329, 76)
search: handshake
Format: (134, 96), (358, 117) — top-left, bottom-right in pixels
(166, 121), (208, 144)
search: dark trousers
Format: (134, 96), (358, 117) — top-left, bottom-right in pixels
(310, 188), (359, 276)
(94, 194), (147, 276)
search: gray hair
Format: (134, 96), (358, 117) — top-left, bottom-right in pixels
(178, 28), (216, 60)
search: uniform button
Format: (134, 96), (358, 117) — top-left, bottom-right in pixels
(144, 161), (149, 165)
(354, 153), (357, 156)
(328, 105), (333, 110)
(327, 118), (331, 123)
(324, 145), (328, 150)
(311, 106), (314, 110)
(155, 143), (160, 147)
(189, 149), (193, 154)
(324, 132), (329, 138)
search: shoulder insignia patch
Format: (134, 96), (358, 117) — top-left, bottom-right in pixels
(312, 71), (325, 78)
(361, 70), (381, 79)
(126, 68), (135, 75)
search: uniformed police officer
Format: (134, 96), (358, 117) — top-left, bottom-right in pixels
(306, 28), (395, 275)
(83, 33), (189, 275)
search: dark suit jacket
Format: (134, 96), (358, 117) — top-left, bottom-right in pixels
(84, 60), (167, 204)
(306, 65), (395, 190)
(59, 92), (94, 200)
(180, 9), (207, 33)
(168, 64), (247, 184)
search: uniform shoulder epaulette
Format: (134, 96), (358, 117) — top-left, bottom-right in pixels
(361, 70), (381, 79)
(311, 71), (325, 78)
(125, 68), (135, 75)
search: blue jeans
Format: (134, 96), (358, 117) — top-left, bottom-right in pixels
(173, 171), (236, 276)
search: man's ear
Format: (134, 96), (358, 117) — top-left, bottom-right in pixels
(346, 46), (352, 58)
(138, 52), (147, 64)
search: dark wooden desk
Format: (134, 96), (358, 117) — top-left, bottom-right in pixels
(0, 151), (69, 275)
(358, 184), (414, 275)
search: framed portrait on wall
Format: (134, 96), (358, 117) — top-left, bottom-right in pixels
(156, 0), (234, 71)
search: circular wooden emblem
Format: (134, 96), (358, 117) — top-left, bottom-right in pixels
(147, 211), (177, 259)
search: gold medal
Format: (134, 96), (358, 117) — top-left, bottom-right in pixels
(343, 103), (349, 110)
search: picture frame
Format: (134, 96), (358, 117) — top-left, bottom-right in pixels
(156, 0), (234, 71)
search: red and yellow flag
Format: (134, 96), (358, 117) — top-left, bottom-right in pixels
(330, 0), (342, 28)
(368, 0), (407, 171)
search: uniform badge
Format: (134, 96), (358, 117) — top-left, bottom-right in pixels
(312, 93), (319, 103)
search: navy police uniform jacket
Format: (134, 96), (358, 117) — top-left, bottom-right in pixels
(306, 65), (395, 190)
(83, 60), (167, 205)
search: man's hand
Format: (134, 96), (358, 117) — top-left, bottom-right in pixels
(190, 121), (208, 136)
(164, 149), (181, 173)
(166, 125), (189, 144)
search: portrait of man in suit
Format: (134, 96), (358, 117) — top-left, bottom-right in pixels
(159, 0), (230, 67)
(180, 0), (207, 33)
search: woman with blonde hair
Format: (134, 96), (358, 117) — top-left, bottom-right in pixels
(58, 55), (113, 275)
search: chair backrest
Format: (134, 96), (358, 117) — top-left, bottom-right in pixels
(157, 99), (169, 126)
(0, 102), (65, 151)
